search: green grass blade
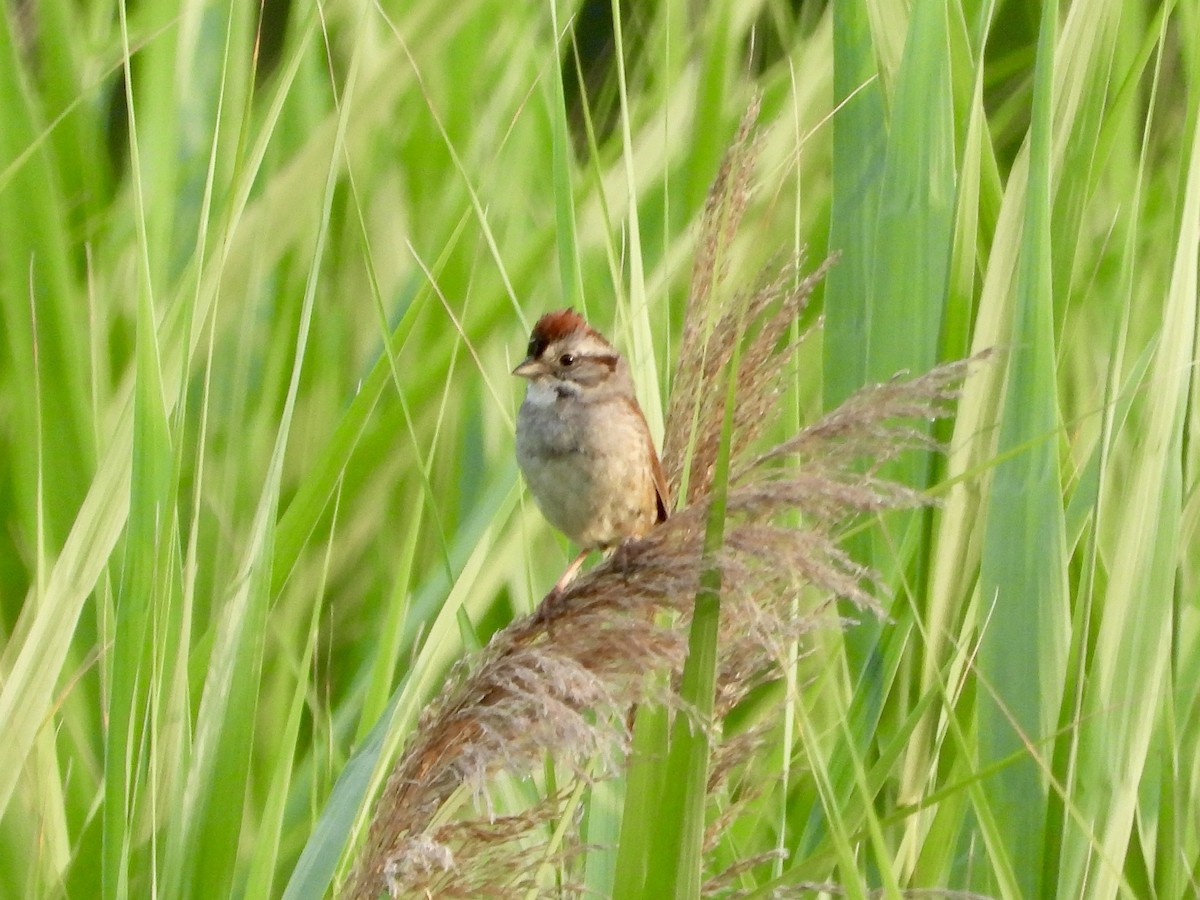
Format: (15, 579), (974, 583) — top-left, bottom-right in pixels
(549, 0), (584, 311)
(641, 313), (740, 900)
(242, 486), (340, 899)
(1063, 53), (1200, 900)
(976, 2), (1067, 894)
(611, 694), (669, 899)
(824, 0), (885, 410)
(866, 1), (955, 387)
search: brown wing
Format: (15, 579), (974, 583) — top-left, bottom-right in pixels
(646, 427), (671, 522)
(623, 394), (671, 524)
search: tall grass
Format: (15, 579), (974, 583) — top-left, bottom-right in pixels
(0, 0), (1197, 898)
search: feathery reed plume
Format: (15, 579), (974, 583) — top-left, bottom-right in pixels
(344, 101), (982, 898)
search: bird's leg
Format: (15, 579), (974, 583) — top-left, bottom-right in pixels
(536, 549), (591, 624)
(552, 549), (590, 595)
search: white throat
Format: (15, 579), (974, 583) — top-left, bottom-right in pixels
(523, 379), (563, 407)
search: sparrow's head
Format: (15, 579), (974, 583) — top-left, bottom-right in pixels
(513, 309), (622, 389)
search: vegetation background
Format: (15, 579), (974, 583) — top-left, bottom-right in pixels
(0, 0), (1197, 897)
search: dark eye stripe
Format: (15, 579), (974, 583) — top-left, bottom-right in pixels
(564, 353), (617, 369)
(542, 350), (618, 370)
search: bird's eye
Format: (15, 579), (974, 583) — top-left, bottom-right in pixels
(559, 353), (575, 367)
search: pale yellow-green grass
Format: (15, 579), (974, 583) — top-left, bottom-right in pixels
(0, 0), (1197, 898)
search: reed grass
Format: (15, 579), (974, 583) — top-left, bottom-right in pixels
(1, 1), (1197, 898)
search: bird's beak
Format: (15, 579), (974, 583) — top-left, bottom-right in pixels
(512, 357), (545, 378)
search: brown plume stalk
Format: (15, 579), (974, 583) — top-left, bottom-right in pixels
(344, 101), (980, 898)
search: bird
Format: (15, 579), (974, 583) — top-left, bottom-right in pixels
(513, 309), (670, 597)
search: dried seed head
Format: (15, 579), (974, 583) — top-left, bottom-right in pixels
(343, 95), (987, 899)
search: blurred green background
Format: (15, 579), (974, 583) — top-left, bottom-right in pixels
(1, 0), (1197, 897)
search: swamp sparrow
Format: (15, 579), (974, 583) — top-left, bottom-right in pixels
(513, 309), (670, 594)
